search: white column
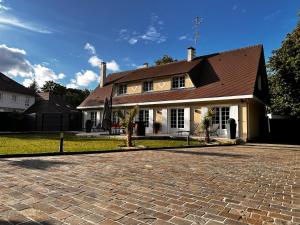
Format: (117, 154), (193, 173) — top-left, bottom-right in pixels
(161, 108), (168, 133)
(146, 109), (154, 134)
(184, 107), (191, 131)
(230, 105), (239, 137)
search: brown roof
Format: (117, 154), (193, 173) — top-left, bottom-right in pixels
(0, 72), (35, 96)
(79, 45), (266, 108)
(78, 84), (113, 108)
(25, 92), (78, 114)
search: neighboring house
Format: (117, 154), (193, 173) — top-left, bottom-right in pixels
(78, 45), (269, 141)
(24, 92), (81, 131)
(0, 72), (35, 112)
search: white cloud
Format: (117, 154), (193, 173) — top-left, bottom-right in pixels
(0, 15), (51, 34)
(107, 60), (120, 72)
(0, 1), (51, 34)
(88, 55), (120, 72)
(0, 0), (10, 11)
(178, 35), (187, 40)
(67, 70), (98, 88)
(0, 44), (65, 87)
(264, 10), (281, 21)
(84, 42), (96, 55)
(88, 55), (102, 67)
(118, 14), (167, 45)
(0, 44), (33, 77)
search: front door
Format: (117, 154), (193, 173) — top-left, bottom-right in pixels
(212, 107), (230, 136)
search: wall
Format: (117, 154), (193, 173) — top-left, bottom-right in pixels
(248, 99), (266, 140)
(0, 90), (35, 112)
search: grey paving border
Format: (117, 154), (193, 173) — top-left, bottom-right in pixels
(0, 143), (235, 159)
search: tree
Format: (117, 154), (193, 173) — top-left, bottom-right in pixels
(155, 55), (177, 65)
(268, 13), (300, 118)
(65, 88), (90, 107)
(28, 80), (39, 93)
(117, 106), (138, 147)
(41, 81), (66, 95)
(201, 108), (214, 143)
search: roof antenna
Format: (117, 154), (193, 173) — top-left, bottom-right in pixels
(193, 16), (203, 47)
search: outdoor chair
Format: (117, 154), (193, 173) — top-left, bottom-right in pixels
(209, 124), (219, 136)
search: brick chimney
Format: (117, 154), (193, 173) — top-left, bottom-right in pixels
(100, 61), (106, 87)
(187, 47), (196, 61)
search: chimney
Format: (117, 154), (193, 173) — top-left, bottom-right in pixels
(100, 61), (106, 87)
(187, 47), (196, 61)
(142, 62), (149, 68)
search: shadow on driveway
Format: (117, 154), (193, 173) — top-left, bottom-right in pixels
(5, 159), (74, 170)
(0, 220), (53, 225)
(158, 149), (251, 158)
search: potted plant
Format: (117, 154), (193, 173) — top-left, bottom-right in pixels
(153, 122), (161, 134)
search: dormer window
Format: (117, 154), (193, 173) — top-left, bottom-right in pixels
(118, 84), (127, 95)
(172, 75), (185, 89)
(143, 81), (153, 92)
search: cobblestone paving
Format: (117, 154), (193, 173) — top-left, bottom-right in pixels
(0, 145), (299, 225)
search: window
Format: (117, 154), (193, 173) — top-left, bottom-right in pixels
(212, 107), (230, 129)
(172, 76), (185, 89)
(90, 112), (97, 127)
(139, 110), (149, 127)
(143, 81), (153, 92)
(170, 108), (184, 128)
(0, 92), (2, 101)
(118, 85), (127, 95)
(112, 112), (119, 124)
(11, 95), (17, 102)
(25, 97), (30, 107)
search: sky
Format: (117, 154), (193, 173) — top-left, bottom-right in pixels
(0, 0), (299, 90)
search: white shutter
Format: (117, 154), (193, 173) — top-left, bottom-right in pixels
(201, 107), (208, 118)
(161, 108), (168, 133)
(146, 109), (154, 134)
(184, 107), (190, 131)
(229, 105), (239, 137)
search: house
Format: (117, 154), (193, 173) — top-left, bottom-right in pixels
(78, 45), (269, 141)
(24, 92), (82, 131)
(0, 72), (35, 112)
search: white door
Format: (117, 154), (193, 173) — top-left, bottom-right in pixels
(212, 107), (230, 136)
(139, 109), (153, 134)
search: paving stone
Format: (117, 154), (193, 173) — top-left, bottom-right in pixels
(0, 145), (298, 225)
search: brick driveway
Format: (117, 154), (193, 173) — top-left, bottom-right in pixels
(0, 145), (299, 225)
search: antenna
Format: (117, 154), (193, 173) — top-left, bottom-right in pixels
(193, 16), (203, 46)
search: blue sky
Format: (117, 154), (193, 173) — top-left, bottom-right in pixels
(0, 0), (299, 90)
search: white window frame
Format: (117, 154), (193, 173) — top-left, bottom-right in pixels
(172, 75), (185, 89)
(170, 108), (184, 129)
(212, 106), (230, 130)
(143, 81), (153, 92)
(90, 111), (97, 128)
(139, 109), (149, 127)
(118, 85), (127, 95)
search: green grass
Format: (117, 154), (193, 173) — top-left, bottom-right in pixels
(0, 133), (203, 155)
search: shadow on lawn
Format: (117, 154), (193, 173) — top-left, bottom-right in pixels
(5, 159), (74, 170)
(159, 149), (250, 158)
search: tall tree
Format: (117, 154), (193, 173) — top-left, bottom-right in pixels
(41, 81), (66, 95)
(28, 80), (39, 93)
(268, 13), (300, 118)
(155, 55), (177, 65)
(65, 88), (90, 107)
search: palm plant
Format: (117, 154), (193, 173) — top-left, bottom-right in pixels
(201, 108), (214, 143)
(117, 106), (138, 147)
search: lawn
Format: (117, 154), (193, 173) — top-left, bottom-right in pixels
(0, 133), (203, 155)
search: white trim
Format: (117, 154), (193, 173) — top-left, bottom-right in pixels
(77, 105), (104, 109)
(112, 95), (254, 107)
(78, 95), (254, 110)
